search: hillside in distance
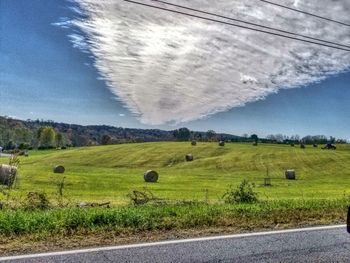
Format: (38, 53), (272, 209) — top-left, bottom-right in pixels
(0, 116), (241, 148)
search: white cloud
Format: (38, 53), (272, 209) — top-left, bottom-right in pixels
(67, 33), (89, 52)
(293, 0), (301, 7)
(59, 0), (350, 125)
(119, 113), (125, 117)
(240, 73), (258, 84)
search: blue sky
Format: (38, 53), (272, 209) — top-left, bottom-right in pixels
(0, 0), (349, 139)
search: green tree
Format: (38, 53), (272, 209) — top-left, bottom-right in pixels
(39, 127), (56, 149)
(206, 130), (217, 142)
(101, 135), (112, 145)
(173, 128), (191, 141)
(250, 134), (259, 143)
(55, 132), (64, 148)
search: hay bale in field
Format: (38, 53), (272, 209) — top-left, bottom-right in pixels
(300, 143), (305, 149)
(191, 140), (197, 146)
(322, 143), (336, 150)
(144, 170), (159, 183)
(313, 144), (318, 148)
(53, 165), (65, 174)
(219, 141), (225, 147)
(290, 143), (295, 147)
(0, 164), (17, 186)
(285, 169), (296, 180)
(185, 153), (194, 162)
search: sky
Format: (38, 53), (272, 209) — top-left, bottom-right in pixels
(0, 0), (350, 139)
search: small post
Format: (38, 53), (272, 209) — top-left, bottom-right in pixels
(264, 167), (271, 186)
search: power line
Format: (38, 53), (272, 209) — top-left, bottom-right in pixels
(150, 0), (350, 49)
(258, 0), (350, 27)
(124, 0), (350, 52)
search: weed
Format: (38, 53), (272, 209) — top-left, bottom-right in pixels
(223, 180), (258, 204)
(127, 188), (158, 205)
(25, 192), (50, 210)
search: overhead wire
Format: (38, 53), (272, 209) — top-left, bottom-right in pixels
(124, 0), (350, 52)
(150, 0), (350, 49)
(258, 0), (350, 27)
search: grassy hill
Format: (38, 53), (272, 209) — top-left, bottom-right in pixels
(1, 142), (350, 253)
(2, 142), (350, 204)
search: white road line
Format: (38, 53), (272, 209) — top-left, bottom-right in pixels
(0, 224), (346, 261)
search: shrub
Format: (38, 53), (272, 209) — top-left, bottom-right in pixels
(223, 180), (258, 204)
(25, 192), (50, 210)
(127, 189), (156, 206)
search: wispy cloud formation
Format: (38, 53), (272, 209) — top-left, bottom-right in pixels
(58, 0), (350, 125)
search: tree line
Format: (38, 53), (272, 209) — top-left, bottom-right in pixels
(0, 116), (347, 151)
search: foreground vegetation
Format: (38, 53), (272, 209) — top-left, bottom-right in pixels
(0, 198), (348, 240)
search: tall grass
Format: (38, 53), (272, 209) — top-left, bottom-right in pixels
(0, 198), (348, 237)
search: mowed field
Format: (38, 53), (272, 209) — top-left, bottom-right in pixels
(2, 142), (350, 204)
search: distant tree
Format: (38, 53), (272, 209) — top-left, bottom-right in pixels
(37, 127), (45, 139)
(55, 132), (64, 148)
(5, 140), (15, 150)
(206, 130), (217, 141)
(274, 134), (284, 143)
(191, 132), (202, 141)
(101, 135), (112, 145)
(39, 127), (56, 149)
(250, 134), (259, 143)
(18, 143), (30, 150)
(336, 138), (347, 144)
(72, 134), (89, 147)
(290, 135), (300, 143)
(266, 134), (276, 141)
(14, 127), (31, 144)
(173, 128), (191, 141)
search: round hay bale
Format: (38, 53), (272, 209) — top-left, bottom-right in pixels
(144, 170), (159, 183)
(0, 164), (17, 186)
(323, 143), (336, 150)
(285, 169), (296, 180)
(219, 141), (225, 147)
(191, 140), (197, 146)
(300, 144), (306, 149)
(185, 154), (194, 162)
(290, 143), (295, 147)
(313, 144), (318, 148)
(53, 165), (65, 174)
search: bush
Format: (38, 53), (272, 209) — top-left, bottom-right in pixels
(18, 143), (31, 150)
(127, 189), (155, 205)
(25, 192), (50, 210)
(223, 180), (258, 204)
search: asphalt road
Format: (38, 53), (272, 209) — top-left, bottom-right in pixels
(1, 225), (349, 263)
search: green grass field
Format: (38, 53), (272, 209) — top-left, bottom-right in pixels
(2, 142), (350, 204)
